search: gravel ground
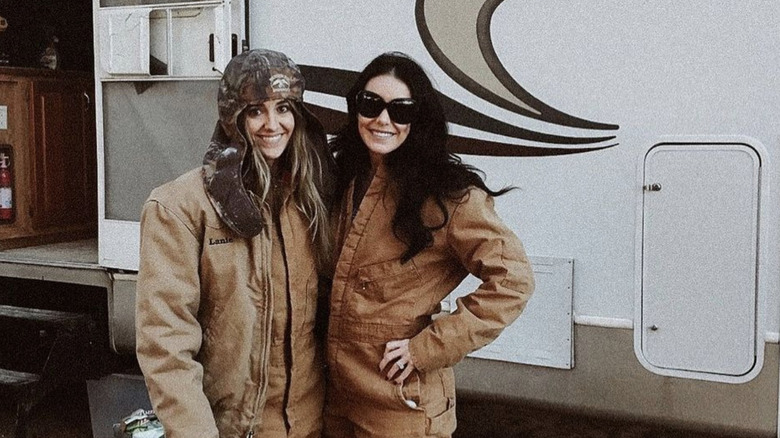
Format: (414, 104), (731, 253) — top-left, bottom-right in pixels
(0, 381), (767, 438)
(453, 394), (761, 438)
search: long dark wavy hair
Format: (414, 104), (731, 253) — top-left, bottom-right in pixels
(331, 52), (511, 262)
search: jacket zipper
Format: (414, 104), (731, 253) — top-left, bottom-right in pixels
(245, 222), (274, 438)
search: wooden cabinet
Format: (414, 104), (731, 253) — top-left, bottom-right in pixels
(31, 78), (96, 229)
(0, 69), (96, 248)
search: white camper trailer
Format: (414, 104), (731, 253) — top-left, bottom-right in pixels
(258, 1), (780, 434)
(0, 0), (778, 436)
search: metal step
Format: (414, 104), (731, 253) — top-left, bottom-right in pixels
(0, 305), (88, 329)
(0, 305), (91, 438)
(0, 369), (40, 388)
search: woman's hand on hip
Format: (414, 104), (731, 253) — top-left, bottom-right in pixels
(380, 339), (415, 384)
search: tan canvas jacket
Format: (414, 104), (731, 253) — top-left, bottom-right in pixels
(137, 168), (324, 438)
(325, 165), (535, 437)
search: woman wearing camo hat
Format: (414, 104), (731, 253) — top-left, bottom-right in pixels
(136, 49), (334, 438)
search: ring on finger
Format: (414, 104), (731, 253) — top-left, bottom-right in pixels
(397, 361), (405, 370)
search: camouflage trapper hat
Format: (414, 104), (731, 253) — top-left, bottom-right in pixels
(217, 49), (305, 139)
(202, 49), (330, 239)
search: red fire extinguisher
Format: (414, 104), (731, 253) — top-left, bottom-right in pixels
(0, 150), (13, 221)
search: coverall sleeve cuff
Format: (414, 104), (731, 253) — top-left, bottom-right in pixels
(409, 331), (439, 372)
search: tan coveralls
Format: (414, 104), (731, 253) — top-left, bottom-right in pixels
(324, 164), (535, 438)
(137, 169), (324, 438)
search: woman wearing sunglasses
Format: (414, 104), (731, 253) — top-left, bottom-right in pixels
(323, 52), (535, 437)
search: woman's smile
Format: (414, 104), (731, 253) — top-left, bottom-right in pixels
(244, 99), (295, 161)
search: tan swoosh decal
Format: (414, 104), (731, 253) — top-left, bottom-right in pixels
(423, 0), (539, 114)
(418, 0), (618, 131)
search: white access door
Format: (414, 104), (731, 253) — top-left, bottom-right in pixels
(641, 144), (759, 376)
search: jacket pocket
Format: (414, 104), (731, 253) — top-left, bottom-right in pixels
(393, 368), (456, 435)
(395, 371), (423, 410)
(427, 399), (456, 437)
(425, 367), (456, 436)
(352, 259), (422, 320)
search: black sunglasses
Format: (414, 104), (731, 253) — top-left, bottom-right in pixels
(355, 90), (418, 125)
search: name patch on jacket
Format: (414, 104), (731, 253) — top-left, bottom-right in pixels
(208, 237), (234, 246)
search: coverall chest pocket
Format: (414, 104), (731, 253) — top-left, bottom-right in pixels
(352, 259), (422, 321)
